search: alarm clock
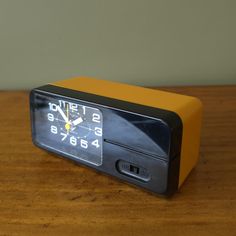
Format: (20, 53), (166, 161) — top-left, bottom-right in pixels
(30, 77), (202, 196)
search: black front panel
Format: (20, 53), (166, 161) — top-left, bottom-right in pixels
(103, 109), (170, 158)
(30, 85), (183, 196)
(103, 142), (169, 194)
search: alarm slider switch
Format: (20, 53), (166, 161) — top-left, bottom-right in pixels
(130, 165), (139, 174)
(117, 160), (150, 182)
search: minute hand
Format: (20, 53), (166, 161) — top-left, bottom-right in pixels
(57, 106), (69, 123)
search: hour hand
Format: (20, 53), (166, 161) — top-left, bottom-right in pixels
(57, 106), (69, 123)
(72, 117), (83, 126)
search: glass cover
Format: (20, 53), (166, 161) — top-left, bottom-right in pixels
(32, 92), (103, 166)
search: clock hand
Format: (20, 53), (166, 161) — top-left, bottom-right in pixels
(57, 105), (69, 123)
(66, 104), (69, 121)
(72, 117), (83, 126)
(65, 104), (70, 134)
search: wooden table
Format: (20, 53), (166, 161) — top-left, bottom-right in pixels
(0, 86), (235, 236)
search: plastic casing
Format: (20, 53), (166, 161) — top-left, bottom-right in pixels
(30, 77), (202, 196)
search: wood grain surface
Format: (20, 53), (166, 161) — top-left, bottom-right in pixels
(0, 86), (235, 236)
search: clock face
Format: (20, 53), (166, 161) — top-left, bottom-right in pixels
(32, 92), (103, 166)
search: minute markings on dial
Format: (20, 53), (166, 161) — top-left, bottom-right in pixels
(49, 100), (101, 142)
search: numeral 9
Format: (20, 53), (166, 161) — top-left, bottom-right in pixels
(47, 113), (54, 121)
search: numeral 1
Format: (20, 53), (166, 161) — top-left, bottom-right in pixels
(82, 106), (86, 115)
(59, 100), (66, 107)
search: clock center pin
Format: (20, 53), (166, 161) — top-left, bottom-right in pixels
(65, 123), (71, 131)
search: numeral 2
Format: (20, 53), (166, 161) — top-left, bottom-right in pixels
(92, 113), (101, 123)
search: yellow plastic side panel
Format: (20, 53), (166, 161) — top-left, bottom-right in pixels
(51, 77), (202, 188)
(52, 77), (198, 119)
(177, 100), (202, 187)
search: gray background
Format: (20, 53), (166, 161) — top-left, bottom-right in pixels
(0, 0), (236, 89)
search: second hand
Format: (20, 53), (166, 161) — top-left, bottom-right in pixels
(65, 104), (70, 134)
